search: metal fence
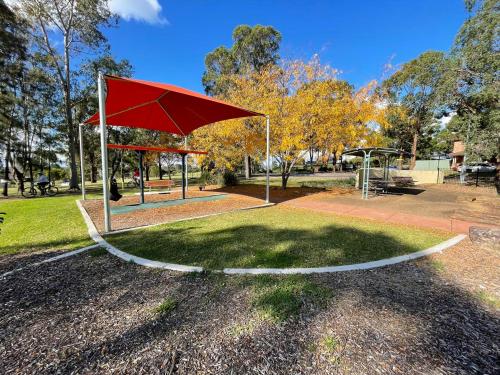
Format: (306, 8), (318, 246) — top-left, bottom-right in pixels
(443, 170), (496, 187)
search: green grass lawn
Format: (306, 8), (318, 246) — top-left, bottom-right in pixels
(0, 196), (93, 255)
(240, 175), (355, 188)
(106, 206), (451, 270)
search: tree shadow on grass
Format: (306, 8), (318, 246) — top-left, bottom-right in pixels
(108, 223), (438, 270)
(213, 184), (326, 203)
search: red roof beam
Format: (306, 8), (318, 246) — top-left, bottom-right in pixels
(107, 143), (207, 155)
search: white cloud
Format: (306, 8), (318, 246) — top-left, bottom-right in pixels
(439, 113), (455, 128)
(109, 0), (168, 25)
(6, 0), (168, 25)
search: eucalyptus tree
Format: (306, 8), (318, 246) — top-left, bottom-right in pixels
(0, 0), (26, 195)
(12, 0), (115, 190)
(438, 0), (499, 168)
(382, 51), (447, 168)
(202, 25), (282, 97)
(75, 54), (133, 183)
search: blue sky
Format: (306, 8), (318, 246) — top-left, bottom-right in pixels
(105, 0), (469, 93)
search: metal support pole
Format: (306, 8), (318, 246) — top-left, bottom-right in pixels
(138, 151), (145, 204)
(265, 115), (270, 204)
(78, 124), (86, 200)
(184, 137), (188, 196)
(360, 150), (368, 199)
(365, 150), (373, 199)
(181, 153), (186, 199)
(436, 154), (441, 184)
(98, 72), (111, 232)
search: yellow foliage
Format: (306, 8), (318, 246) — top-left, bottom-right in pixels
(191, 56), (388, 177)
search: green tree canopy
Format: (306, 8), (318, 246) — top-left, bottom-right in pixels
(202, 25), (281, 96)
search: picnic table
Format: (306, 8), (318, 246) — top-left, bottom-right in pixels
(144, 179), (176, 192)
(392, 176), (416, 187)
(368, 178), (390, 195)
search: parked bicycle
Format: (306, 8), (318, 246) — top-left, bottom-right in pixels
(126, 178), (141, 188)
(19, 181), (58, 198)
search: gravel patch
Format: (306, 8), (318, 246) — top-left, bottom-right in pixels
(0, 240), (498, 374)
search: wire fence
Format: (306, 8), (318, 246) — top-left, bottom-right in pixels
(443, 170), (496, 187)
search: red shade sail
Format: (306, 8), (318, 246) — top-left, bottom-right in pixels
(84, 75), (263, 135)
(108, 143), (207, 155)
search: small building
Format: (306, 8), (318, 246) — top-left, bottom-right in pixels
(450, 141), (464, 170)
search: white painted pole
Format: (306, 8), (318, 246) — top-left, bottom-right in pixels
(265, 115), (270, 204)
(78, 123), (86, 200)
(184, 136), (188, 195)
(98, 72), (111, 233)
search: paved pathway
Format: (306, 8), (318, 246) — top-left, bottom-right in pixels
(284, 198), (497, 234)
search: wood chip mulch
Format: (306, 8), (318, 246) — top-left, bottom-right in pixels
(82, 190), (264, 233)
(1, 239), (498, 374)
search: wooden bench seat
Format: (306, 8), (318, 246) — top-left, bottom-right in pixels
(144, 179), (176, 192)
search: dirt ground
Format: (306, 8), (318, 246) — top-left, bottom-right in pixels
(279, 184), (500, 231)
(82, 189), (265, 233)
(0, 238), (498, 374)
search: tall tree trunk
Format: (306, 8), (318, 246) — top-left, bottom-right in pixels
(410, 131), (418, 169)
(88, 152), (98, 182)
(2, 128), (11, 196)
(244, 153), (251, 179)
(63, 37), (79, 190)
(158, 154), (163, 180)
(281, 172), (289, 190)
(91, 165), (97, 183)
(145, 165), (150, 181)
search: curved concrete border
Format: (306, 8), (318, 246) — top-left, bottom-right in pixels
(77, 200), (466, 275)
(76, 200), (203, 273)
(223, 234), (466, 274)
(0, 244), (100, 279)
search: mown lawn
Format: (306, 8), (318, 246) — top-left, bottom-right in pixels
(0, 196), (92, 255)
(106, 206), (451, 270)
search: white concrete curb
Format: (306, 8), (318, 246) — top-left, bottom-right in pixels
(76, 200), (203, 273)
(0, 244), (100, 278)
(104, 202), (274, 236)
(223, 234), (467, 275)
(76, 200), (466, 275)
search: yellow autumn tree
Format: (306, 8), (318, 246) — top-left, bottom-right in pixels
(191, 57), (389, 189)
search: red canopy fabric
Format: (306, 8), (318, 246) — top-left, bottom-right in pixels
(84, 75), (263, 135)
(108, 144), (207, 155)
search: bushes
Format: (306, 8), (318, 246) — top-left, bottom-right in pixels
(222, 170), (238, 186)
(199, 170), (238, 186)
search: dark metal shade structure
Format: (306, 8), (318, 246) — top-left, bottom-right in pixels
(342, 147), (413, 199)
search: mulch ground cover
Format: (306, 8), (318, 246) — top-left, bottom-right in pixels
(82, 190), (265, 233)
(1, 239), (498, 374)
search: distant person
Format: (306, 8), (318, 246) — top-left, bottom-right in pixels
(37, 172), (49, 190)
(133, 168), (140, 184)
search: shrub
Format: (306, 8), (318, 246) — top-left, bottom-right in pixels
(222, 170), (238, 186)
(198, 170), (216, 185)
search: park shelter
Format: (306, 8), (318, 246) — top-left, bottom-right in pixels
(107, 143), (208, 204)
(342, 147), (412, 199)
(82, 73), (268, 233)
